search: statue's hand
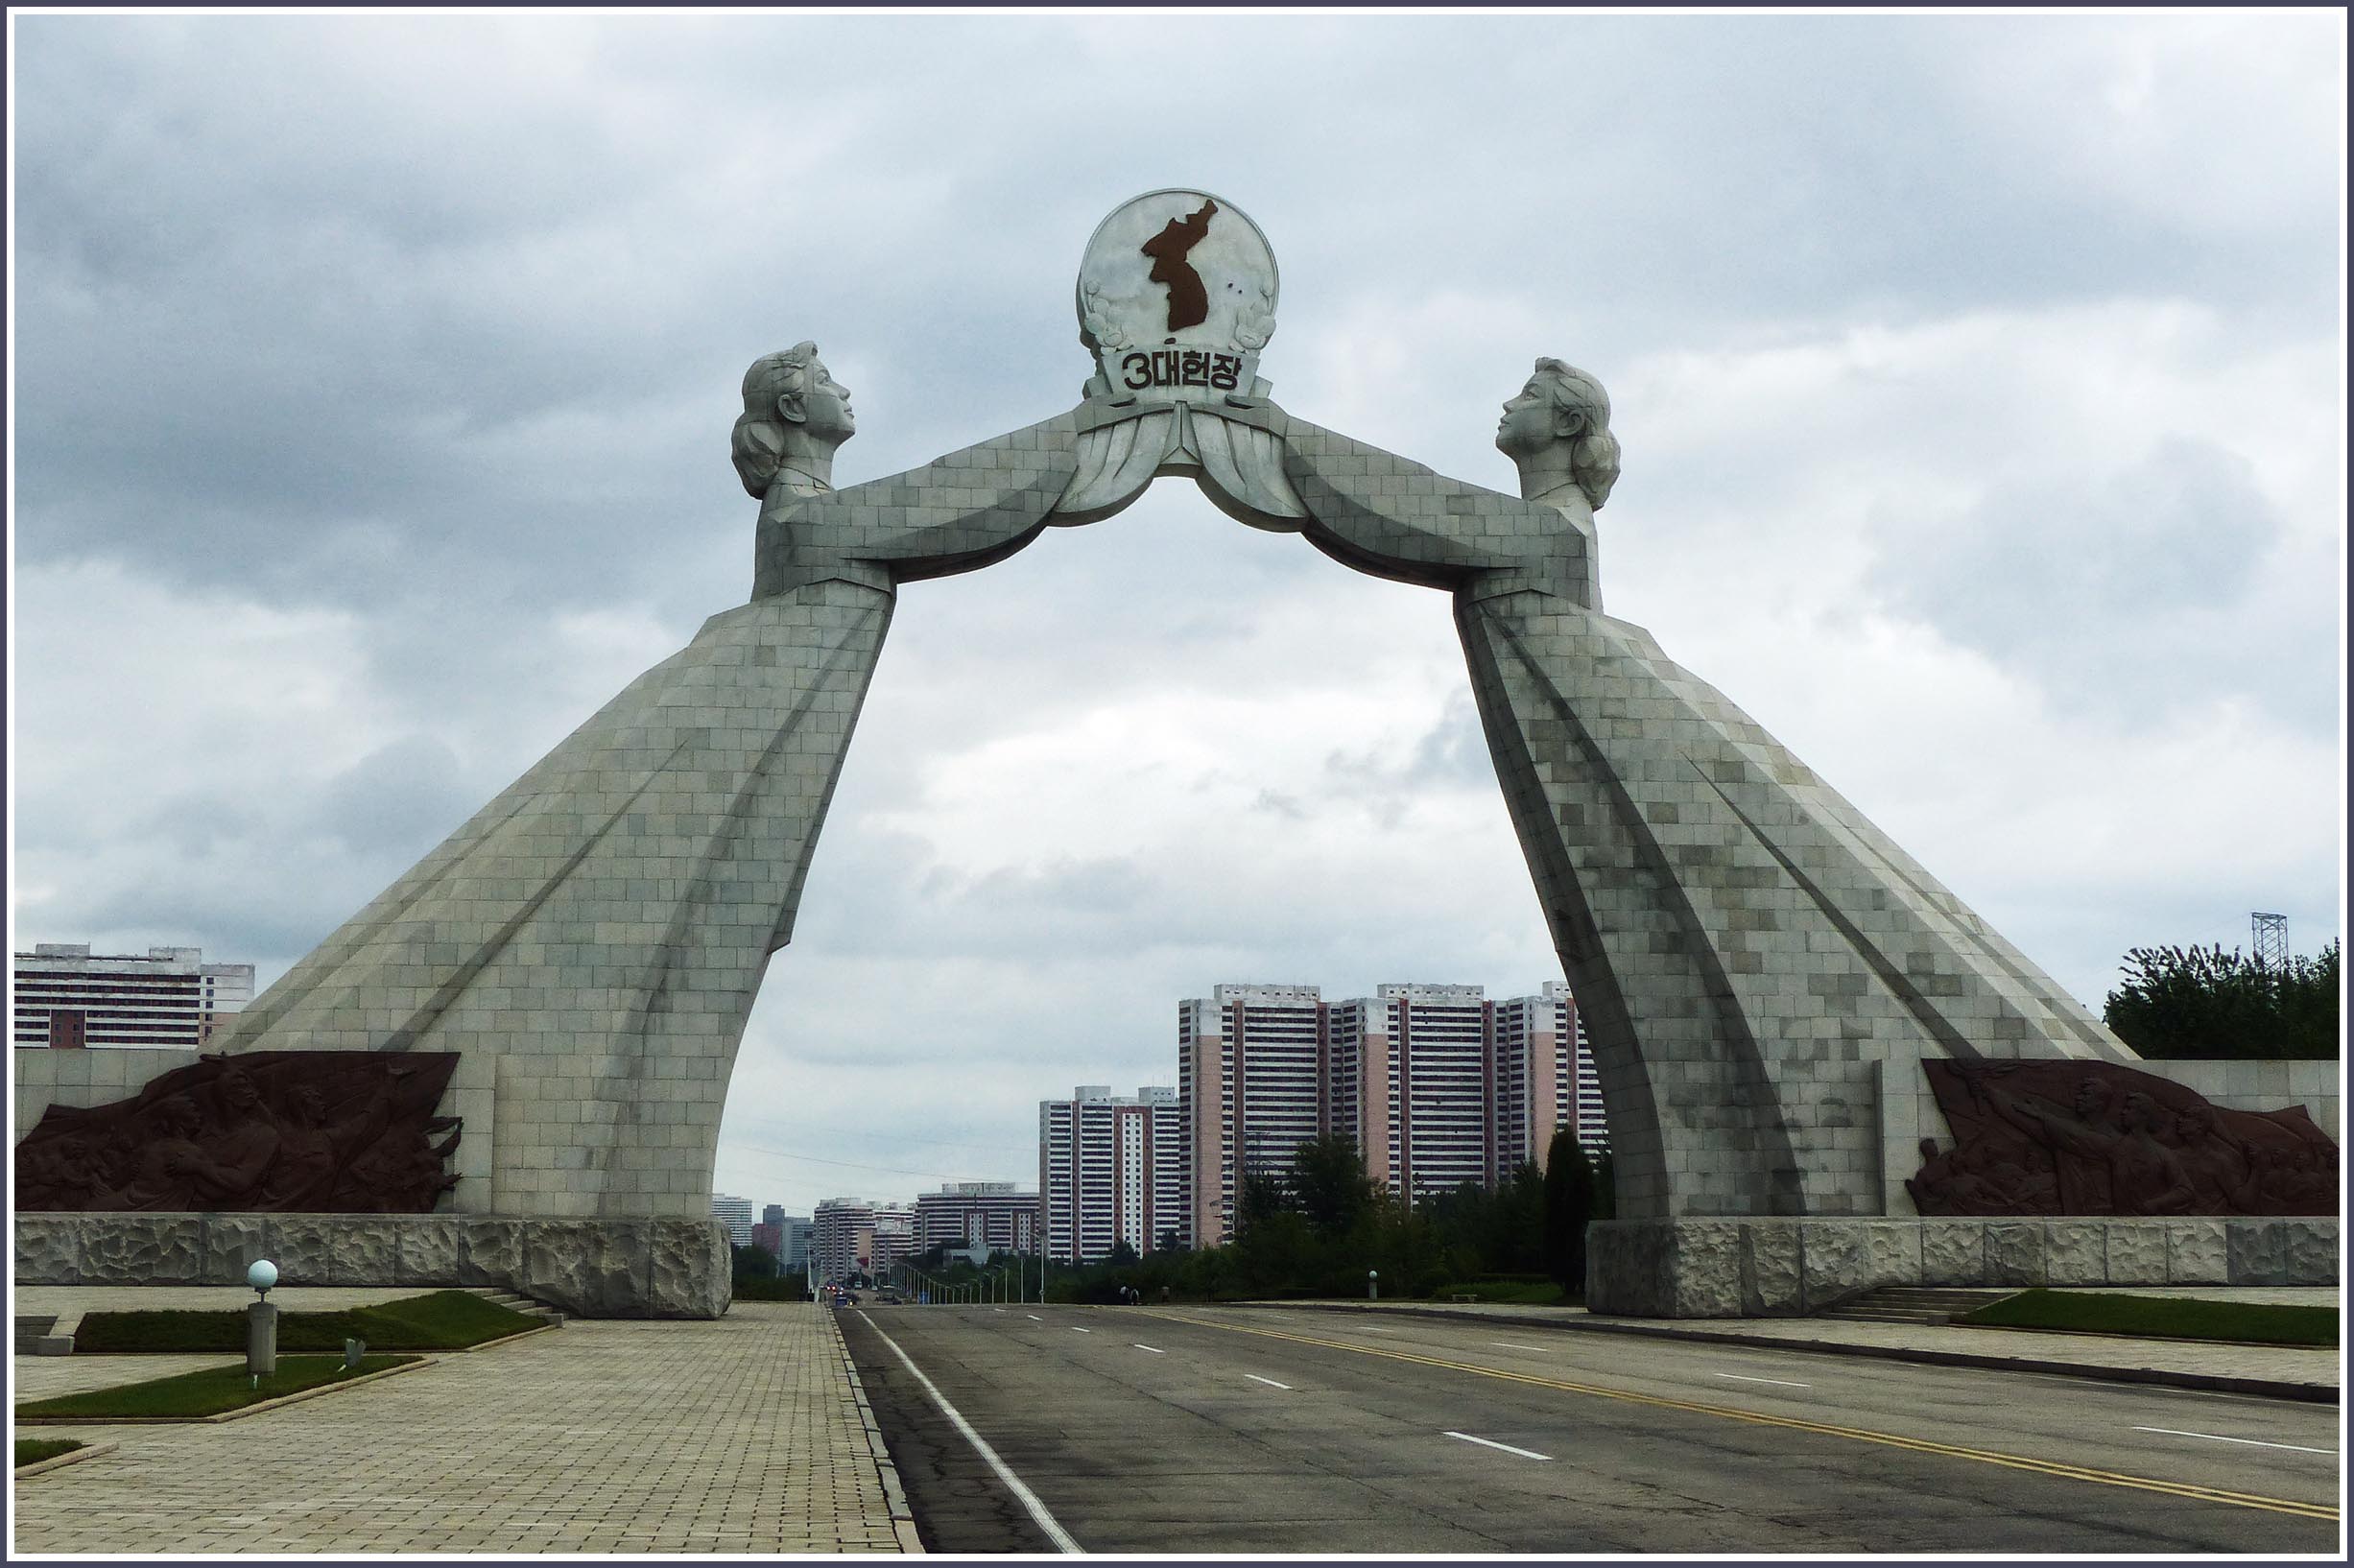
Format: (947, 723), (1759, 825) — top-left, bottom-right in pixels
(752, 410), (1086, 598)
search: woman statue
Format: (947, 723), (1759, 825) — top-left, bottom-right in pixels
(206, 345), (1086, 1223)
(1261, 361), (2134, 1224)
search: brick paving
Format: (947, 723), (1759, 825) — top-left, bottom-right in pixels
(11, 1300), (909, 1555)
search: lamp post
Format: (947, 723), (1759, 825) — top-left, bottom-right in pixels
(246, 1259), (279, 1381)
(1367, 1269), (1379, 1302)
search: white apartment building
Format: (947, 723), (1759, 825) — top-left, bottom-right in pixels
(1178, 984), (1326, 1247)
(710, 1193), (755, 1246)
(915, 1180), (1041, 1255)
(1038, 1085), (1185, 1263)
(12, 942), (255, 1050)
(811, 1198), (915, 1283)
(870, 1207), (915, 1275)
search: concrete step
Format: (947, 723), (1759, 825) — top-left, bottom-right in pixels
(1819, 1287), (2018, 1325)
(14, 1315), (74, 1357)
(467, 1288), (567, 1327)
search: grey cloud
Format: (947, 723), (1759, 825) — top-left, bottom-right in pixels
(1320, 689), (1497, 829)
(1872, 436), (2330, 725)
(1252, 791), (1307, 821)
(311, 736), (477, 855)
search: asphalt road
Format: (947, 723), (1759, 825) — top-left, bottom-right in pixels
(839, 1302), (2340, 1555)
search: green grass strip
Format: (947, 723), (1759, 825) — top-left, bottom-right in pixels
(16, 1355), (419, 1420)
(1958, 1288), (2339, 1346)
(16, 1437), (84, 1467)
(71, 1291), (536, 1354)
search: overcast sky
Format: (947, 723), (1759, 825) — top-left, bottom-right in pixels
(10, 11), (2344, 1219)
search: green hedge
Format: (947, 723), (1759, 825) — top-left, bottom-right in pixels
(16, 1438), (83, 1467)
(1959, 1289), (2337, 1346)
(71, 1291), (536, 1354)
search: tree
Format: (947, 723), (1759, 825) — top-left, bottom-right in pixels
(731, 1243), (778, 1280)
(1542, 1129), (1595, 1295)
(1235, 1160), (1293, 1237)
(1289, 1134), (1380, 1235)
(2104, 940), (2341, 1059)
(1108, 1240), (1141, 1267)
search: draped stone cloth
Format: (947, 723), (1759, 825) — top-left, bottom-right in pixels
(1272, 413), (2134, 1221)
(203, 415), (1083, 1219)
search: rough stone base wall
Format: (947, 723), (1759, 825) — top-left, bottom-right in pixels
(1587, 1216), (2341, 1317)
(12, 1213), (730, 1320)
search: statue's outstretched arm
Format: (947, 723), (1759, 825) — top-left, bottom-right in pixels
(1270, 411), (1597, 606)
(753, 410), (1085, 598)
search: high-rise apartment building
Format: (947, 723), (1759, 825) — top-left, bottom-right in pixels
(869, 1207), (915, 1275)
(1037, 1085), (1184, 1263)
(1181, 979), (1611, 1232)
(1495, 980), (1608, 1166)
(915, 1180), (1040, 1255)
(1178, 984), (1329, 1247)
(12, 943), (255, 1050)
(812, 1199), (868, 1284)
(1338, 984), (1496, 1201)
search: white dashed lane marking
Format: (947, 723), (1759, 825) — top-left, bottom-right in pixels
(2134, 1427), (2335, 1457)
(1132, 1343), (1164, 1354)
(1444, 1431), (1553, 1461)
(1714, 1373), (1811, 1389)
(1246, 1374), (1293, 1390)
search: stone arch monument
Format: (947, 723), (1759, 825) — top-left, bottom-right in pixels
(20, 190), (2333, 1316)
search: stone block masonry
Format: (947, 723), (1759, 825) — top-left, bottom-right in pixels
(12, 1212), (729, 1319)
(1587, 1216), (2340, 1316)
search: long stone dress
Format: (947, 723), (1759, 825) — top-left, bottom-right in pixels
(1272, 413), (2133, 1224)
(207, 413), (1083, 1224)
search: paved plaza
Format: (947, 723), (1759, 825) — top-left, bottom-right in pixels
(11, 1298), (915, 1555)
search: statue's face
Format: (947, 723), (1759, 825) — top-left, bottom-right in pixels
(791, 358), (856, 445)
(1496, 376), (1566, 461)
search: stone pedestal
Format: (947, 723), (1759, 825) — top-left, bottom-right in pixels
(1587, 1215), (2341, 1317)
(12, 1213), (731, 1319)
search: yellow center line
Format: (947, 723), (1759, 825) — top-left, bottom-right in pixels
(1137, 1310), (2337, 1523)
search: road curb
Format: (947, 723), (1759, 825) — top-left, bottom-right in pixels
(1231, 1303), (2340, 1406)
(833, 1313), (925, 1554)
(14, 1440), (118, 1477)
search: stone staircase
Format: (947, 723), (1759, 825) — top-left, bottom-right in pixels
(469, 1288), (568, 1328)
(14, 1314), (76, 1357)
(1817, 1286), (2019, 1326)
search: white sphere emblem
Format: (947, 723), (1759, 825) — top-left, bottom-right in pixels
(247, 1259), (279, 1292)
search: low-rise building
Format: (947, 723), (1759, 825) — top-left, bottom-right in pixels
(12, 942), (255, 1051)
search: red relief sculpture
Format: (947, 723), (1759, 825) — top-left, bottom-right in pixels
(1909, 1059), (2338, 1219)
(14, 1051), (463, 1214)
